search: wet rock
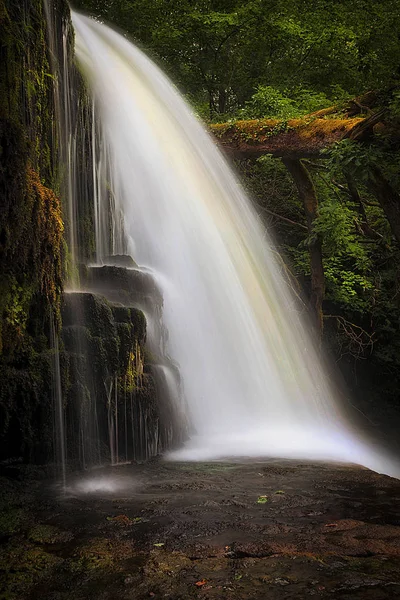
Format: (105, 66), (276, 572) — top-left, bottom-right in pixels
(103, 255), (138, 268)
(81, 266), (163, 313)
(60, 292), (164, 466)
(1, 461), (400, 599)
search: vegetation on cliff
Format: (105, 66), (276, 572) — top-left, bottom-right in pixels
(0, 0), (69, 461)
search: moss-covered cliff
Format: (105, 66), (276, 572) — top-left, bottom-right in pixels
(0, 0), (68, 462)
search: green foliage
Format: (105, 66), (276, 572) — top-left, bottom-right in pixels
(239, 85), (339, 119)
(75, 0), (400, 120)
(314, 199), (370, 269)
(312, 199), (373, 312)
(3, 280), (32, 331)
(292, 86), (349, 113)
(323, 139), (385, 181)
(240, 86), (298, 119)
(324, 260), (373, 312)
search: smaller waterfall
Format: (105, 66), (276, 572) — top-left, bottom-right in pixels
(91, 104), (127, 263)
(50, 313), (66, 487)
(44, 0), (78, 277)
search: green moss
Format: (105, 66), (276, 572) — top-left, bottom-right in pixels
(0, 541), (62, 600)
(62, 297), (147, 388)
(211, 117), (363, 147)
(28, 524), (73, 545)
(69, 538), (134, 573)
(0, 508), (28, 536)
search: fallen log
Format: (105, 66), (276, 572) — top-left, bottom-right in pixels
(211, 117), (364, 159)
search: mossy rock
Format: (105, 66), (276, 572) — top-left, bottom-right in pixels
(69, 538), (134, 573)
(111, 305), (132, 324)
(61, 325), (92, 353)
(0, 541), (62, 599)
(62, 293), (115, 335)
(59, 289), (163, 465)
(0, 507), (28, 536)
(28, 524), (73, 545)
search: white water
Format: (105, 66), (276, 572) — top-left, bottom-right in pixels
(72, 13), (399, 478)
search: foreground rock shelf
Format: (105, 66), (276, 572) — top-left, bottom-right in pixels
(1, 460), (400, 599)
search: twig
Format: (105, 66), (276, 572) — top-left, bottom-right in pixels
(324, 314), (375, 360)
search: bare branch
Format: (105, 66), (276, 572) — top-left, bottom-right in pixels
(324, 314), (375, 360)
(256, 205), (308, 230)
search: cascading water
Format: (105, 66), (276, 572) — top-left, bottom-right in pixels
(50, 312), (66, 487)
(72, 12), (399, 478)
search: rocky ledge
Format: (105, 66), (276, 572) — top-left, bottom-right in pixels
(1, 459), (400, 599)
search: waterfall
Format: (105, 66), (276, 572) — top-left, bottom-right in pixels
(71, 13), (398, 477)
(50, 312), (66, 487)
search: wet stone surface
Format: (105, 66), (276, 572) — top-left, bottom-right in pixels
(1, 459), (400, 599)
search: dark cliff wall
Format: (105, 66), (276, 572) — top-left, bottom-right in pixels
(0, 0), (69, 462)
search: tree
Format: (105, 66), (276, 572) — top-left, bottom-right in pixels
(74, 0), (400, 119)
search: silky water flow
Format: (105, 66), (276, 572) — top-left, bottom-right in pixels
(71, 12), (399, 478)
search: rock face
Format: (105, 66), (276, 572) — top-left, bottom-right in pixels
(0, 0), (183, 467)
(60, 260), (184, 468)
(81, 264), (163, 317)
(0, 0), (182, 469)
(60, 290), (175, 467)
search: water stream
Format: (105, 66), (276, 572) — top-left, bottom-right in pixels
(50, 312), (66, 488)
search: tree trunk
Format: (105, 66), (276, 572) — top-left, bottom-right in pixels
(218, 87), (227, 114)
(283, 159), (325, 337)
(368, 167), (400, 244)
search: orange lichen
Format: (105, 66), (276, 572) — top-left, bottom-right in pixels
(26, 167), (64, 309)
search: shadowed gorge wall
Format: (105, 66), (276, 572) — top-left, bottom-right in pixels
(0, 0), (69, 461)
